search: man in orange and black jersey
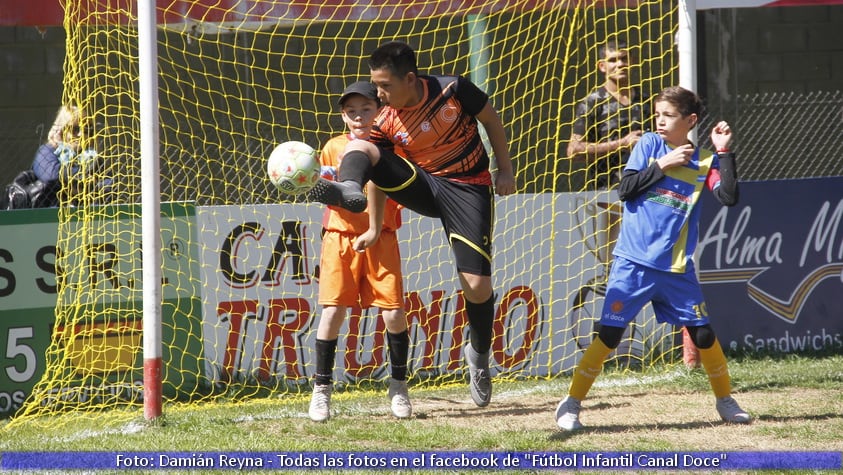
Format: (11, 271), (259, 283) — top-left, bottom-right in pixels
(309, 40), (516, 408)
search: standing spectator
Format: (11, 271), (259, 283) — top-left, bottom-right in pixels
(30, 104), (102, 207)
(568, 39), (650, 275)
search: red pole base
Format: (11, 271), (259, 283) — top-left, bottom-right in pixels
(144, 357), (163, 420)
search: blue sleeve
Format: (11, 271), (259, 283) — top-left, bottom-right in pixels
(618, 133), (665, 201)
(31, 144), (61, 184)
(625, 132), (659, 172)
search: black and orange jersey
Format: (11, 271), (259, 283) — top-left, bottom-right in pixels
(370, 75), (492, 185)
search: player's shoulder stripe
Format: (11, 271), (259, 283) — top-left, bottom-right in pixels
(698, 148), (715, 165)
(426, 74), (459, 98)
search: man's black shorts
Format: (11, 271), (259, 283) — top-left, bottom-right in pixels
(371, 149), (494, 276)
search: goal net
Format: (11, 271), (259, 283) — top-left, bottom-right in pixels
(10, 0), (679, 425)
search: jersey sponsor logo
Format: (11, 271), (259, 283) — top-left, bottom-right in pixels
(647, 187), (692, 213)
(393, 131), (409, 146)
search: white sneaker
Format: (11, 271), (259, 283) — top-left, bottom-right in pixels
(387, 379), (412, 419)
(555, 396), (584, 431)
(309, 384), (332, 422)
(716, 396), (751, 423)
(465, 345), (492, 407)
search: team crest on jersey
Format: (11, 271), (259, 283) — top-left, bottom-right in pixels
(421, 121), (431, 132)
(440, 104), (458, 123)
(611, 300), (624, 313)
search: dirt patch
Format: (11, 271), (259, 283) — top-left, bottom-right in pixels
(406, 386), (842, 451)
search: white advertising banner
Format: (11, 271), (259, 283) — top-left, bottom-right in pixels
(197, 194), (669, 384)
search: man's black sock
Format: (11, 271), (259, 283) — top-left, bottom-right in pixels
(338, 150), (373, 185)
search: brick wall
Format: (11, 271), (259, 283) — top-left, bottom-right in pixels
(701, 5), (843, 106)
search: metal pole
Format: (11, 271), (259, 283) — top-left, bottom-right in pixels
(138, 0), (163, 420)
(678, 0), (699, 142)
(467, 14), (494, 169)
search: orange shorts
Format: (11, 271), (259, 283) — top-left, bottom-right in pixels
(318, 230), (404, 309)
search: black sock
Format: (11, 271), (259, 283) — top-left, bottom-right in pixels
(465, 295), (495, 354)
(314, 338), (337, 385)
(387, 330), (410, 381)
(338, 150), (373, 185)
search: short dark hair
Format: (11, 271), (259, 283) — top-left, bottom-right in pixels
(655, 86), (703, 118)
(368, 41), (418, 77)
(598, 39), (628, 59)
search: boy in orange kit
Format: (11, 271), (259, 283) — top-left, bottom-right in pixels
(309, 81), (411, 422)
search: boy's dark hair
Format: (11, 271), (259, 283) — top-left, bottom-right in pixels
(655, 86), (703, 119)
(369, 41), (418, 78)
(598, 39), (628, 59)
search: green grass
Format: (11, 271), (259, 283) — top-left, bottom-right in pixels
(1, 353), (841, 474)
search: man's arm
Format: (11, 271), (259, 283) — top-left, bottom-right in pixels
(567, 131), (643, 162)
(353, 182), (385, 252)
(476, 102), (516, 196)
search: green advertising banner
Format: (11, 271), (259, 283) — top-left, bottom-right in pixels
(0, 204), (203, 416)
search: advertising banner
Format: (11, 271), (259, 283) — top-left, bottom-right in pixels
(697, 177), (843, 352)
(197, 194), (671, 385)
(4, 178), (839, 406)
(0, 204), (203, 416)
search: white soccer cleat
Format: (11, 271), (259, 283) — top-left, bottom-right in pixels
(716, 396), (751, 423)
(555, 395), (584, 431)
(387, 379), (413, 419)
(308, 383), (332, 422)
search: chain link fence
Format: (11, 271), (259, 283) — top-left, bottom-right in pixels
(699, 90), (843, 181)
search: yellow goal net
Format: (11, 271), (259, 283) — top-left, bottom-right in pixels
(8, 0), (680, 425)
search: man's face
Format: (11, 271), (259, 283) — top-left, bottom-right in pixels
(598, 48), (632, 84)
(370, 68), (417, 109)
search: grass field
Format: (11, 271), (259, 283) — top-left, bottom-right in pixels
(1, 353), (841, 474)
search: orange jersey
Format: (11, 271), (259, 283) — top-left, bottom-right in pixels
(370, 75), (492, 185)
(319, 133), (402, 233)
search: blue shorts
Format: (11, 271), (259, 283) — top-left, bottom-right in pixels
(599, 256), (711, 328)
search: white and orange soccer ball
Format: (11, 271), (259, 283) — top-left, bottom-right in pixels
(266, 140), (320, 195)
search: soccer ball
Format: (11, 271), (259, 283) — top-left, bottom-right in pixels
(266, 141), (320, 195)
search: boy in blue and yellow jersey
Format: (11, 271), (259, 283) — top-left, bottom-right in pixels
(555, 86), (751, 431)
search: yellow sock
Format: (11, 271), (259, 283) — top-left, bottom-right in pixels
(569, 336), (613, 401)
(698, 339), (731, 398)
